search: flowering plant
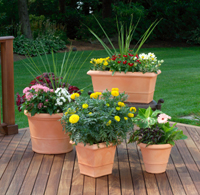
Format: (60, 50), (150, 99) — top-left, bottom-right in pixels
(21, 84), (76, 116)
(90, 52), (164, 73)
(61, 88), (136, 146)
(129, 107), (187, 146)
(88, 15), (163, 74)
(16, 73), (80, 112)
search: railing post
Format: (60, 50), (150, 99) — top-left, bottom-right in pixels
(0, 36), (18, 135)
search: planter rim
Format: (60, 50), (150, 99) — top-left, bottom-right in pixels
(74, 142), (115, 150)
(87, 70), (161, 77)
(24, 110), (63, 119)
(138, 143), (173, 149)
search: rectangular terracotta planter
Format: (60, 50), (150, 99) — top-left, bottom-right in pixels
(75, 142), (116, 178)
(87, 70), (161, 103)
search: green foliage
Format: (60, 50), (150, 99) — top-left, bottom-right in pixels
(129, 107), (187, 146)
(144, 0), (200, 43)
(87, 13), (160, 59)
(13, 35), (67, 56)
(0, 0), (19, 36)
(61, 89), (136, 146)
(187, 28), (200, 45)
(76, 13), (116, 41)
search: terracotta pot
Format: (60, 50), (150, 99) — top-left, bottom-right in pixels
(75, 142), (116, 178)
(87, 70), (161, 103)
(138, 143), (173, 174)
(25, 112), (73, 154)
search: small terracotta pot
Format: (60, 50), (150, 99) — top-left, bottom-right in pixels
(138, 143), (173, 174)
(87, 70), (161, 103)
(25, 112), (73, 154)
(75, 142), (116, 178)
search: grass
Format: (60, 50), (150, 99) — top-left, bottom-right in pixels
(1, 46), (200, 128)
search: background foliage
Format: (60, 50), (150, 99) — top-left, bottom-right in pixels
(1, 0), (200, 45)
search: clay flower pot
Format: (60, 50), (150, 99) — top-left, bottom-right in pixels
(138, 143), (173, 174)
(87, 70), (161, 103)
(75, 142), (116, 178)
(25, 112), (73, 154)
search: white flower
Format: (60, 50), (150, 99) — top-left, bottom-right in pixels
(157, 114), (171, 124)
(60, 97), (66, 102)
(139, 53), (148, 60)
(148, 52), (155, 58)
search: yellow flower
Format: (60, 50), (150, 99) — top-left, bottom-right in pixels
(96, 59), (103, 64)
(96, 92), (102, 96)
(106, 120), (112, 126)
(82, 103), (89, 109)
(116, 107), (120, 111)
(69, 114), (79, 124)
(71, 93), (80, 100)
(111, 88), (119, 91)
(130, 107), (136, 112)
(128, 113), (134, 118)
(106, 103), (110, 107)
(90, 93), (98, 99)
(111, 90), (119, 97)
(114, 116), (120, 122)
(89, 112), (92, 115)
(103, 61), (108, 66)
(65, 112), (68, 116)
(118, 102), (125, 107)
(67, 108), (76, 114)
(124, 117), (128, 120)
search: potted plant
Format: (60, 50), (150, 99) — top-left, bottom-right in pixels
(16, 48), (91, 154)
(61, 88), (136, 178)
(128, 107), (187, 174)
(87, 16), (163, 103)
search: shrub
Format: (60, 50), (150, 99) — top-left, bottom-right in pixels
(13, 35), (67, 56)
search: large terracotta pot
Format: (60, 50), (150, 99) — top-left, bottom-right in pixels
(75, 142), (116, 178)
(25, 112), (73, 154)
(138, 143), (173, 174)
(87, 70), (161, 103)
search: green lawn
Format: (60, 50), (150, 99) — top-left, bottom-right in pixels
(6, 46), (200, 128)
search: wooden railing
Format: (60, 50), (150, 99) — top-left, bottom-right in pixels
(0, 36), (18, 135)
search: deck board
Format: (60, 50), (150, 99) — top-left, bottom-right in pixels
(1, 124), (200, 194)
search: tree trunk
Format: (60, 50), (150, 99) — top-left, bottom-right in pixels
(18, 0), (32, 39)
(59, 0), (66, 14)
(102, 0), (112, 18)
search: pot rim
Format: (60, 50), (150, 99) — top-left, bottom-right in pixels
(138, 142), (173, 149)
(75, 142), (115, 150)
(87, 70), (161, 77)
(24, 110), (63, 119)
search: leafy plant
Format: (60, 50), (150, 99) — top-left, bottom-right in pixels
(61, 88), (136, 146)
(13, 35), (67, 56)
(129, 107), (187, 146)
(87, 14), (160, 57)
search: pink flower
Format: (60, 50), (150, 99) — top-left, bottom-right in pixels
(38, 103), (43, 109)
(45, 99), (48, 102)
(23, 87), (30, 94)
(157, 114), (171, 124)
(25, 92), (33, 101)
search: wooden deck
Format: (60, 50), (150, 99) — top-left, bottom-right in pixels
(1, 123), (200, 195)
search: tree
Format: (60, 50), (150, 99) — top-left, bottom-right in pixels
(18, 0), (32, 39)
(102, 0), (112, 18)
